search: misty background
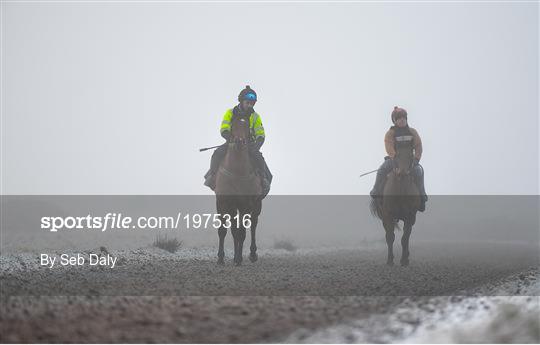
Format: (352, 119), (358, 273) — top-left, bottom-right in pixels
(1, 2), (538, 195)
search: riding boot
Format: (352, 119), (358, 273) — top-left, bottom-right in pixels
(204, 144), (228, 190)
(413, 165), (428, 212)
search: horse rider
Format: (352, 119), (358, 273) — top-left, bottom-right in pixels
(370, 106), (428, 211)
(204, 85), (272, 196)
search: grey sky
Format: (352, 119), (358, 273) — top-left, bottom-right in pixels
(1, 1), (538, 195)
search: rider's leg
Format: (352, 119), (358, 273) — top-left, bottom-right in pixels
(250, 151), (267, 176)
(210, 144), (228, 172)
(370, 158), (394, 198)
(204, 144), (228, 188)
(250, 150), (272, 196)
(413, 164), (428, 211)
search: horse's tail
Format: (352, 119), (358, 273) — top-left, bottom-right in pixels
(370, 197), (402, 231)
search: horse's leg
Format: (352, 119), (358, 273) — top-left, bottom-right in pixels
(400, 222), (412, 266)
(216, 200), (227, 265)
(250, 199), (262, 263)
(229, 208), (244, 266)
(249, 215), (259, 262)
(232, 207), (249, 266)
(217, 209), (228, 265)
(231, 223), (239, 265)
(217, 225), (227, 265)
(401, 214), (416, 266)
(383, 218), (395, 265)
(236, 216), (247, 266)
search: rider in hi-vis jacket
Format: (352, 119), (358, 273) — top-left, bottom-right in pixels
(204, 85), (272, 197)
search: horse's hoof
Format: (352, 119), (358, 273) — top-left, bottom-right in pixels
(233, 255), (243, 266)
(386, 260), (394, 266)
(217, 258), (225, 265)
(249, 252), (258, 262)
(400, 259), (409, 267)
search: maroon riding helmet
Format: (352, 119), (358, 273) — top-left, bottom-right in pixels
(391, 106), (408, 124)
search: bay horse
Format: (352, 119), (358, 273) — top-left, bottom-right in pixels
(370, 146), (421, 266)
(214, 117), (262, 266)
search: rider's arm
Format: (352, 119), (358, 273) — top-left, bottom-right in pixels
(220, 109), (234, 141)
(252, 112), (265, 141)
(221, 131), (230, 140)
(409, 127), (423, 161)
(384, 129), (396, 158)
(255, 136), (264, 150)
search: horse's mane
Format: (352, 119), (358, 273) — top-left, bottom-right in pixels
(369, 197), (383, 220)
(370, 197), (402, 230)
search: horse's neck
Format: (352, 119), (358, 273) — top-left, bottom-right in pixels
(222, 146), (252, 176)
(395, 148), (413, 167)
(386, 174), (416, 195)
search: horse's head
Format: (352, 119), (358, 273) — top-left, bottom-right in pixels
(230, 117), (250, 150)
(393, 147), (414, 178)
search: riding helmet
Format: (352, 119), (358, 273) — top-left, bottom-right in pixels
(391, 106), (408, 123)
(238, 85), (257, 102)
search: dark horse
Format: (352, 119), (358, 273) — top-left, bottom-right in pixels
(214, 117), (262, 266)
(370, 146), (421, 266)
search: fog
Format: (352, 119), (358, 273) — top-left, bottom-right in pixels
(1, 2), (538, 195)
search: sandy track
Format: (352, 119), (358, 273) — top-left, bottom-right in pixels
(1, 242), (538, 343)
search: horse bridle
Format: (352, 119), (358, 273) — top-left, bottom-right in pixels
(229, 118), (250, 147)
(393, 152), (414, 177)
(229, 136), (248, 146)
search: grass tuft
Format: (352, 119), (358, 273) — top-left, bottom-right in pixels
(273, 239), (297, 252)
(153, 234), (182, 253)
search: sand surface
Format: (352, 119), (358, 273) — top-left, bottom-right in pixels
(1, 241), (538, 343)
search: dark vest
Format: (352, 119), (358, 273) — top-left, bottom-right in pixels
(233, 105), (254, 120)
(391, 125), (414, 150)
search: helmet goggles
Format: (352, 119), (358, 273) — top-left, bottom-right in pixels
(243, 93), (257, 102)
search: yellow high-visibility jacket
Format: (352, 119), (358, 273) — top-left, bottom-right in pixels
(220, 108), (265, 140)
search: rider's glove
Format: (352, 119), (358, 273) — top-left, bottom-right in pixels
(221, 130), (231, 141)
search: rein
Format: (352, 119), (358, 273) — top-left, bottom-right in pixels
(229, 137), (248, 146)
